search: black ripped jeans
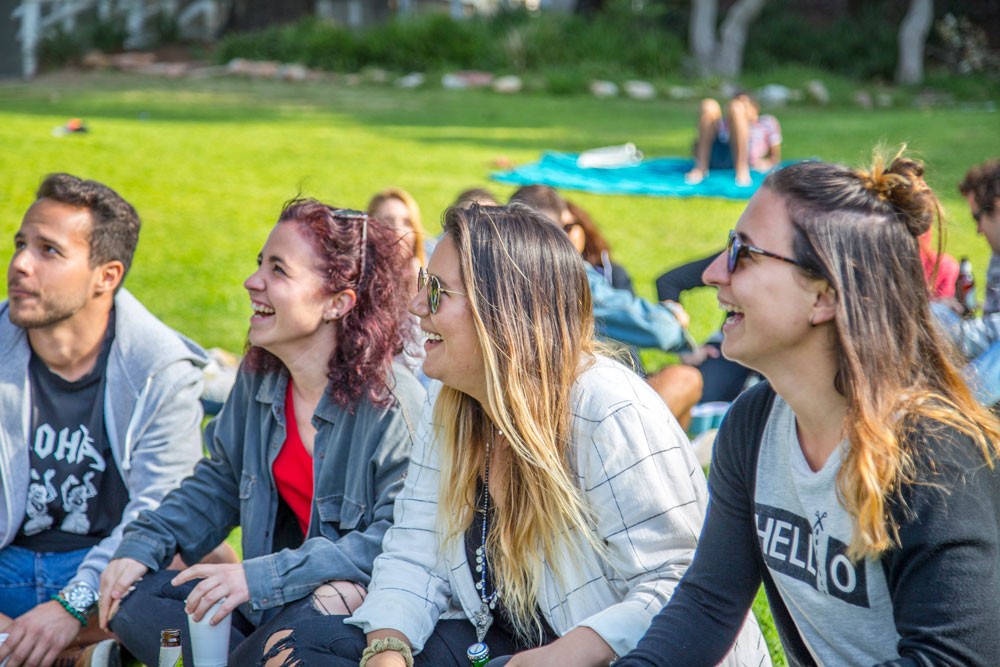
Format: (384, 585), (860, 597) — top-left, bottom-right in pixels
(257, 616), (526, 666)
(110, 570), (328, 666)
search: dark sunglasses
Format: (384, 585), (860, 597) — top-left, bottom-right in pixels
(417, 267), (466, 314)
(973, 204), (994, 225)
(726, 229), (803, 274)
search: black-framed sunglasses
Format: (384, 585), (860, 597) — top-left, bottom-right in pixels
(417, 267), (466, 314)
(973, 204), (994, 225)
(726, 229), (803, 274)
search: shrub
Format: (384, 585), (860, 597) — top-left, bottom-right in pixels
(214, 10), (683, 81)
(87, 14), (128, 53)
(744, 0), (899, 80)
(38, 25), (87, 69)
(544, 65), (592, 95)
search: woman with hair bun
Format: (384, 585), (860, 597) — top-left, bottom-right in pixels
(619, 150), (1000, 666)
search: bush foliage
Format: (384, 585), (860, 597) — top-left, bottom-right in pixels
(215, 9), (686, 81)
(213, 2), (996, 98)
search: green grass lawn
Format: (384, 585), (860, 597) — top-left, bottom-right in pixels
(1, 71), (998, 665)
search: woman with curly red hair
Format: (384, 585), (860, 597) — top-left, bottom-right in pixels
(97, 200), (425, 665)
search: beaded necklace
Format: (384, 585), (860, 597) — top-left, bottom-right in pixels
(467, 426), (499, 666)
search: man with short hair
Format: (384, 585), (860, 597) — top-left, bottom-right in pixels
(935, 159), (1000, 407)
(0, 174), (208, 666)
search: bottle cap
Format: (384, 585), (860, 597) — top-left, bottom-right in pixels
(467, 641), (490, 661)
(160, 628), (182, 644)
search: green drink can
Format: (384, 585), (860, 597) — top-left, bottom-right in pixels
(467, 641), (490, 666)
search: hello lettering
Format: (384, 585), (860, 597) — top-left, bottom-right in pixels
(755, 503), (870, 608)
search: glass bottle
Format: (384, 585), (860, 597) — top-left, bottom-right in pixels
(957, 256), (977, 318)
(158, 629), (183, 667)
(467, 641), (490, 667)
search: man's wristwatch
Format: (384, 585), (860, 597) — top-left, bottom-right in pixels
(56, 581), (99, 625)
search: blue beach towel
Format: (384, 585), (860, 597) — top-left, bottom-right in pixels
(491, 151), (770, 200)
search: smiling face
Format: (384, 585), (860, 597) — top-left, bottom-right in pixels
(408, 235), (486, 402)
(7, 199), (107, 330)
(243, 221), (338, 366)
(703, 187), (828, 376)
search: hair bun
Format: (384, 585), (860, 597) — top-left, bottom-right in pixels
(856, 150), (935, 237)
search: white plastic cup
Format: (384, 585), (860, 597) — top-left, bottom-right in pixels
(186, 599), (231, 667)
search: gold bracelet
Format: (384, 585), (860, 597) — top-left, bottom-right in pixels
(359, 636), (414, 667)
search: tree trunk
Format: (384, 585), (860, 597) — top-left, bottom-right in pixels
(714, 0), (767, 77)
(575, 0), (606, 14)
(223, 0), (316, 33)
(689, 0), (717, 76)
(896, 0), (933, 85)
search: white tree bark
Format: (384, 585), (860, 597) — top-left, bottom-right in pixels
(689, 0), (717, 76)
(16, 0), (42, 79)
(690, 0), (766, 78)
(124, 0), (147, 49)
(896, 0), (933, 85)
(715, 0), (767, 77)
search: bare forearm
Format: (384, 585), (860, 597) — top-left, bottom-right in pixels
(507, 626), (617, 666)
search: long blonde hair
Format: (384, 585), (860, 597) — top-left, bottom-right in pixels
(367, 187), (427, 265)
(766, 148), (1000, 560)
(433, 203), (601, 639)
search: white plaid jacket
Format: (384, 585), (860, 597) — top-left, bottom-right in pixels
(349, 356), (769, 665)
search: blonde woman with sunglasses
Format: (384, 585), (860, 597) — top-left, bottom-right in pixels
(275, 203), (768, 666)
(619, 151), (1000, 666)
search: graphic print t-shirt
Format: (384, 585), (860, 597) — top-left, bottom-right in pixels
(754, 396), (900, 664)
(14, 314), (129, 551)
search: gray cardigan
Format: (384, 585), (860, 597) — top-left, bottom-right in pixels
(0, 289), (208, 591)
(113, 361), (423, 625)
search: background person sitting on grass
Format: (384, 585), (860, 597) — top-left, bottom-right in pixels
(98, 200), (424, 667)
(932, 158), (1000, 408)
(367, 187), (432, 283)
(684, 91), (782, 188)
(509, 185), (703, 430)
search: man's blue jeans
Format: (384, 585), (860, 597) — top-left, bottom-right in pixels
(0, 544), (89, 618)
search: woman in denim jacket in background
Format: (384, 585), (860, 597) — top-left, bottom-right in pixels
(96, 200), (424, 665)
